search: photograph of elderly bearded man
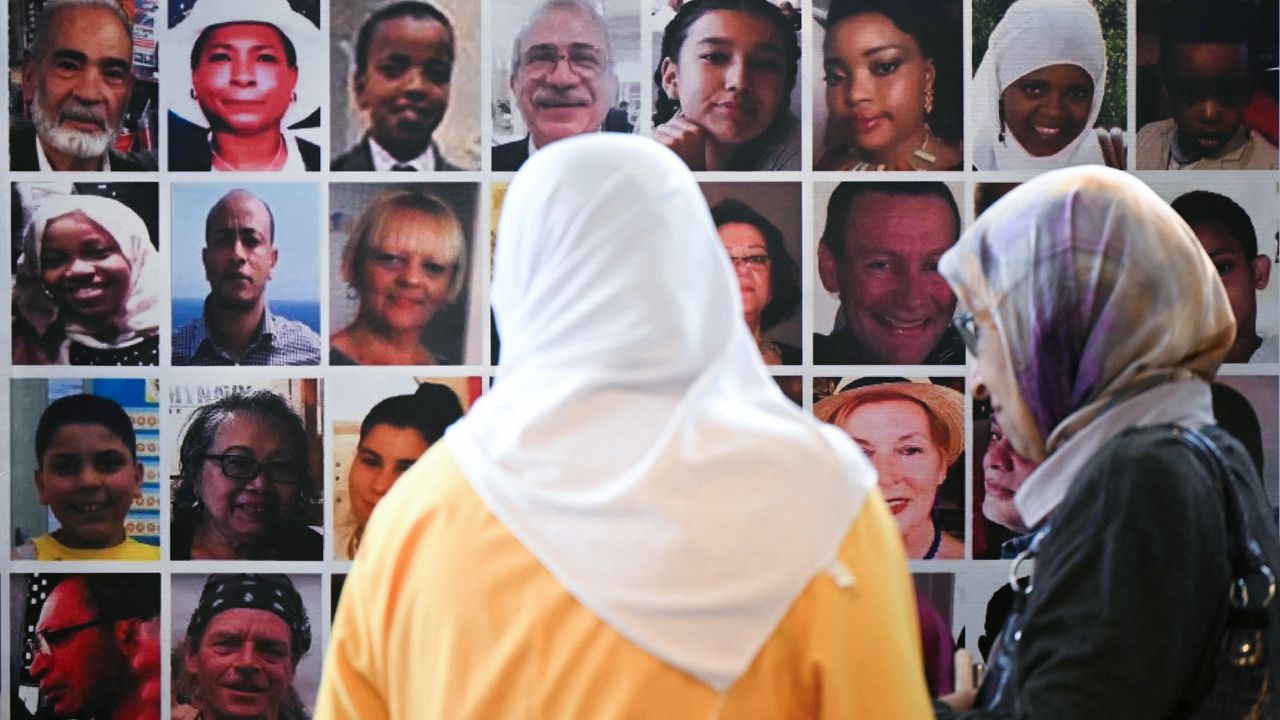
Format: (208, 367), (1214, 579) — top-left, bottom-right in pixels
(11, 0), (158, 171)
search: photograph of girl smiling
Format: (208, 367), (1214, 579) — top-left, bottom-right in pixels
(971, 0), (1127, 170)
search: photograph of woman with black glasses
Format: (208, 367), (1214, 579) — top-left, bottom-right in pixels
(170, 386), (322, 560)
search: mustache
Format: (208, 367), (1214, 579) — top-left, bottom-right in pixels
(58, 100), (109, 130)
(532, 89), (591, 107)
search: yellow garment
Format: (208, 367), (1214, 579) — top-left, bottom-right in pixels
(317, 442), (932, 719)
(33, 533), (160, 560)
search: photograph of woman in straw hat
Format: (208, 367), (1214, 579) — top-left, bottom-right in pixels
(167, 0), (323, 171)
(814, 377), (966, 559)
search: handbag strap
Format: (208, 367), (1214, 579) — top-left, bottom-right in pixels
(1170, 425), (1275, 612)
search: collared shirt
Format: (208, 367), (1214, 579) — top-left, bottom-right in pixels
(172, 298), (320, 366)
(368, 136), (440, 172)
(35, 136), (108, 171)
(1136, 118), (1279, 170)
(207, 131), (310, 172)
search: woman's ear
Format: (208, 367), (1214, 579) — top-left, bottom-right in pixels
(659, 57), (679, 102)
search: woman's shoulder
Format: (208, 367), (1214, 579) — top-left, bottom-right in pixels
(273, 523), (323, 560)
(12, 315), (62, 364)
(745, 111), (801, 171)
(293, 135), (321, 171)
(1067, 424), (1240, 523)
(933, 532), (964, 560)
(68, 334), (159, 366)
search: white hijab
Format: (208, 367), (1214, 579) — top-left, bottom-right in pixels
(15, 194), (165, 352)
(971, 0), (1107, 170)
(446, 135), (875, 692)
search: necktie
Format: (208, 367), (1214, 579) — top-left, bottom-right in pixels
(391, 163), (416, 171)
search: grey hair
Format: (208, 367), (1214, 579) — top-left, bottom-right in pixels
(510, 0), (615, 75)
(30, 0), (133, 62)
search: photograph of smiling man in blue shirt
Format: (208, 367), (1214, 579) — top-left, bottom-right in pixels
(172, 184), (322, 366)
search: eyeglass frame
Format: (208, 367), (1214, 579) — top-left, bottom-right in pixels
(727, 254), (772, 269)
(202, 454), (304, 486)
(27, 617), (117, 658)
(516, 42), (609, 80)
(952, 311), (979, 355)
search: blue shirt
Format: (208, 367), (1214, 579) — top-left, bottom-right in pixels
(172, 298), (320, 366)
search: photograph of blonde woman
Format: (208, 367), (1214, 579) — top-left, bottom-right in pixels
(815, 0), (962, 171)
(329, 183), (479, 366)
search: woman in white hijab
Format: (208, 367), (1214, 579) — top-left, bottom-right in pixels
(935, 166), (1280, 716)
(971, 0), (1125, 170)
(317, 135), (932, 718)
(13, 194), (163, 365)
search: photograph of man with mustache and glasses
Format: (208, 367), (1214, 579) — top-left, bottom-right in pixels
(490, 0), (641, 171)
(331, 0), (479, 171)
(11, 0), (158, 171)
(171, 184), (322, 366)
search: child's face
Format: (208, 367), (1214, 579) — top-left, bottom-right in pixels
(35, 423), (142, 548)
(1164, 42), (1251, 157)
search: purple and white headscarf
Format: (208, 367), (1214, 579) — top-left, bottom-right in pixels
(939, 166), (1233, 463)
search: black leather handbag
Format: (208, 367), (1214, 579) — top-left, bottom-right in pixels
(974, 425), (1275, 718)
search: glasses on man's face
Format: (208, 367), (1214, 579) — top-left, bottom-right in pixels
(728, 254), (771, 270)
(953, 311), (979, 356)
(27, 617), (115, 658)
(518, 43), (606, 80)
(204, 455), (303, 486)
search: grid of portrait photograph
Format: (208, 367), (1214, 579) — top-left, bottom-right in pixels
(2, 0), (1278, 715)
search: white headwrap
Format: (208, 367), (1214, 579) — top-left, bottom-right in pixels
(446, 135), (875, 692)
(15, 194), (164, 353)
(971, 0), (1107, 170)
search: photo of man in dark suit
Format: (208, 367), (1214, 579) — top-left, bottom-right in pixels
(492, 0), (617, 171)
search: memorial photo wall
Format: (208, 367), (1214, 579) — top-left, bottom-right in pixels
(2, 0), (1277, 714)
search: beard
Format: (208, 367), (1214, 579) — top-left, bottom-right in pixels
(32, 87), (120, 161)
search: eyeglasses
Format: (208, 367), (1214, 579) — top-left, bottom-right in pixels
(518, 44), (606, 80)
(952, 312), (979, 355)
(27, 617), (116, 658)
(204, 455), (303, 486)
(728, 254), (771, 269)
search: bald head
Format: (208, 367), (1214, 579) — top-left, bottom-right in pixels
(202, 190), (279, 312)
(206, 190), (274, 246)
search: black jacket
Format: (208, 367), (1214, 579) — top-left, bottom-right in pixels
(491, 135), (531, 171)
(331, 136), (462, 171)
(935, 424), (1280, 718)
(168, 113), (319, 171)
